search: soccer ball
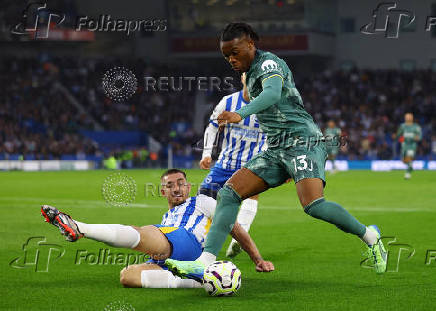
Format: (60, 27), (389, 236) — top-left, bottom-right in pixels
(203, 260), (241, 296)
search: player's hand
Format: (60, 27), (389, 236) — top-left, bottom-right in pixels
(255, 260), (275, 272)
(217, 111), (242, 130)
(199, 156), (212, 170)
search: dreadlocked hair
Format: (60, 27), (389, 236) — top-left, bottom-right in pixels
(220, 22), (260, 42)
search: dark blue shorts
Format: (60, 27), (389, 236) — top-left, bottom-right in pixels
(198, 165), (236, 199)
(147, 225), (202, 268)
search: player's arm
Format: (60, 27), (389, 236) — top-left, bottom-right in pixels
(200, 98), (226, 169)
(217, 75), (283, 125)
(393, 125), (403, 140)
(230, 222), (274, 272)
(415, 126), (422, 142)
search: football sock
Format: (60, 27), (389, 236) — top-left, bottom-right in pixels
(407, 162), (413, 173)
(304, 198), (366, 237)
(198, 252), (216, 266)
(237, 198), (258, 232)
(203, 185), (242, 256)
(229, 198), (258, 246)
(141, 270), (202, 288)
(361, 227), (378, 246)
(75, 222), (140, 248)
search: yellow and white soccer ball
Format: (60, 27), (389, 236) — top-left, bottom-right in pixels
(203, 260), (241, 296)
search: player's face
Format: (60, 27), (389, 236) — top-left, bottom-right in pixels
(328, 121), (335, 128)
(160, 173), (191, 207)
(405, 113), (413, 123)
(220, 36), (255, 73)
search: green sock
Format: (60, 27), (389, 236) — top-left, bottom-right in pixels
(407, 162), (412, 173)
(304, 198), (366, 237)
(204, 185), (242, 256)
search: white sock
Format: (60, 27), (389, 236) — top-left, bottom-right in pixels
(141, 270), (202, 288)
(361, 227), (378, 246)
(237, 198), (258, 232)
(229, 198), (258, 246)
(75, 222), (140, 248)
(197, 252), (216, 266)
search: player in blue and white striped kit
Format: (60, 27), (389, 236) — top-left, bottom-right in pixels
(199, 73), (267, 257)
(41, 169), (273, 289)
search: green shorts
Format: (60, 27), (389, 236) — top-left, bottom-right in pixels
(401, 144), (416, 158)
(244, 143), (328, 188)
(326, 146), (339, 156)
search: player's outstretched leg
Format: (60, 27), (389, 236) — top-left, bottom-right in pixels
(297, 179), (387, 274)
(41, 205), (141, 249)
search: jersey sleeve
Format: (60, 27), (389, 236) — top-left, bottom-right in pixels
(415, 125), (422, 140)
(196, 194), (217, 219)
(396, 124), (404, 138)
(202, 97), (228, 158)
(209, 96), (228, 128)
(256, 57), (285, 86)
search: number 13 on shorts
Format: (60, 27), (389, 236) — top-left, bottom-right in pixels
(291, 155), (313, 172)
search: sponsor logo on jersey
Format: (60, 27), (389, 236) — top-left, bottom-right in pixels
(261, 60), (279, 73)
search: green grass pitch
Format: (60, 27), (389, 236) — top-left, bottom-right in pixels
(1, 169), (435, 310)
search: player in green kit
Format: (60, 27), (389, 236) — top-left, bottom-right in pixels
(394, 113), (422, 179)
(324, 120), (342, 173)
(165, 22), (387, 280)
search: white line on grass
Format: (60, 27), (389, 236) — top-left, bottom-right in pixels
(0, 197), (434, 212)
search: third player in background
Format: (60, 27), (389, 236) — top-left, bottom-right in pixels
(198, 73), (267, 258)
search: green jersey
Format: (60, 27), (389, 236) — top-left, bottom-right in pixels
(324, 127), (341, 152)
(244, 49), (322, 143)
(324, 127), (341, 140)
(396, 123), (421, 148)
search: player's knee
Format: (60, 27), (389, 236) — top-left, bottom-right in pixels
(119, 265), (137, 287)
(119, 267), (131, 287)
(218, 184), (242, 203)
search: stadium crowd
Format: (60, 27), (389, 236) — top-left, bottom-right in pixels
(1, 56), (435, 164)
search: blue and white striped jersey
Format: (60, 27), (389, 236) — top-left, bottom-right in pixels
(206, 90), (267, 171)
(160, 194), (216, 248)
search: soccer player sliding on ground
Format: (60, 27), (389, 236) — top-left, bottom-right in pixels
(41, 169), (274, 289)
(165, 22), (387, 281)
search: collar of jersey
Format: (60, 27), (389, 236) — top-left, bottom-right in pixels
(247, 49), (263, 76)
(169, 197), (191, 212)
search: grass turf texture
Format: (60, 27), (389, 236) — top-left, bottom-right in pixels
(0, 169), (435, 311)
